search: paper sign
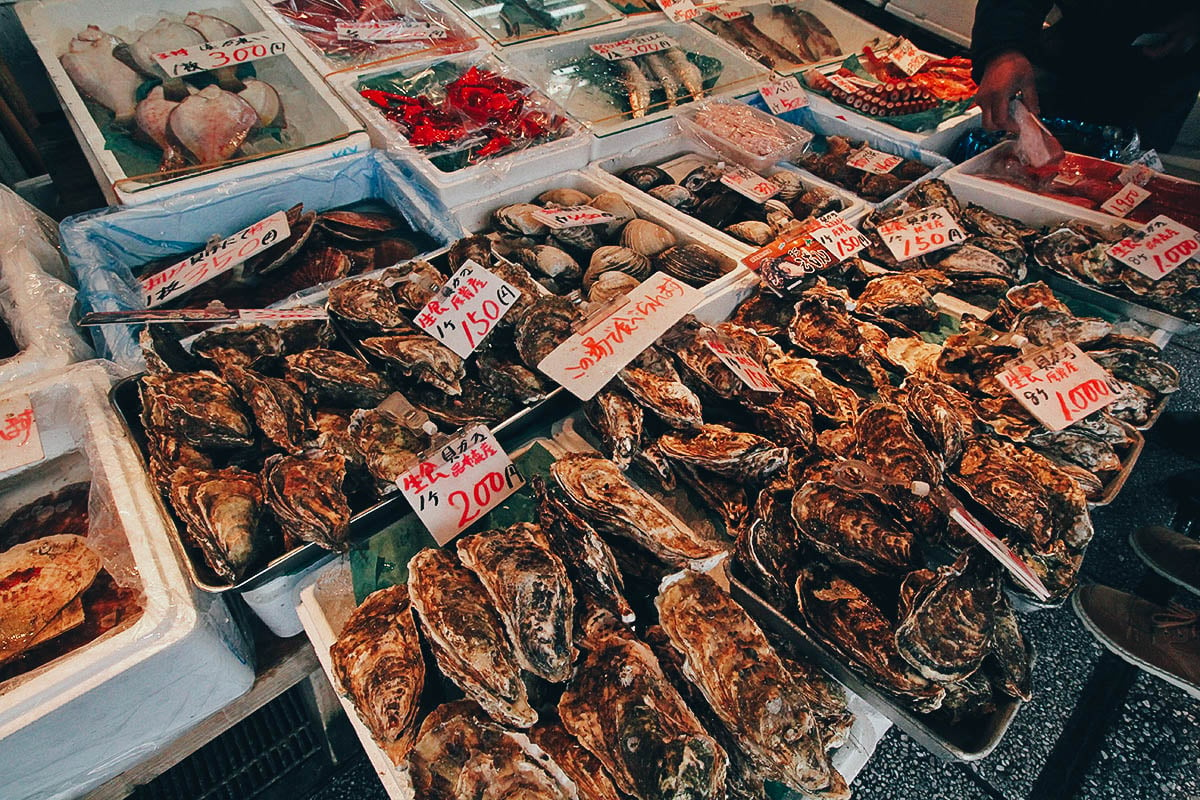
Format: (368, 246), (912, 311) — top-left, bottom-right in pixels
(656, 0), (708, 23)
(396, 425), (524, 546)
(742, 223), (835, 291)
(845, 146), (903, 175)
(759, 76), (808, 114)
(1106, 215), (1200, 280)
(824, 73), (862, 94)
(590, 32), (676, 59)
(706, 340), (780, 392)
(238, 307), (330, 322)
(721, 166), (781, 203)
(1118, 162), (1155, 186)
(888, 38), (930, 76)
(809, 211), (869, 262)
(154, 32), (287, 77)
(876, 206), (967, 262)
(996, 342), (1117, 431)
(944, 498), (1051, 601)
(335, 20), (447, 41)
(413, 260), (520, 358)
(0, 395), (43, 473)
(531, 205), (618, 229)
(140, 211), (290, 308)
(1100, 183), (1151, 217)
(709, 7), (748, 19)
(538, 272), (703, 400)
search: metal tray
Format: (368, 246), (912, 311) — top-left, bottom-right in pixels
(729, 576), (1029, 762)
(1032, 265), (1200, 337)
(1087, 419), (1145, 508)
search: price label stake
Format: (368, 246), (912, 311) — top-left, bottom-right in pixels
(531, 205), (618, 229)
(997, 342), (1118, 431)
(845, 146), (904, 175)
(877, 206), (966, 262)
(1106, 215), (1200, 280)
(655, 0), (706, 23)
(721, 165), (781, 203)
(0, 395), (44, 474)
(413, 260), (520, 359)
(396, 425), (524, 546)
(759, 75), (808, 115)
(154, 31), (287, 77)
(80, 305), (328, 326)
(1100, 183), (1151, 217)
(706, 339), (780, 393)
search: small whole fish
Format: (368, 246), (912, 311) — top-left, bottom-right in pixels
(616, 58), (651, 118)
(640, 52), (681, 108)
(664, 47), (704, 100)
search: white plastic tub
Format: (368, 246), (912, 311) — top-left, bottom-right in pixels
(17, 0), (371, 205)
(0, 362), (253, 800)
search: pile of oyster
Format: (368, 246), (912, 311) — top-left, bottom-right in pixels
(615, 157), (852, 246)
(332, 470), (856, 799)
(790, 135), (933, 203)
(138, 319), (437, 582)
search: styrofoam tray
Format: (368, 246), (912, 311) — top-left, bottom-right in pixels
(803, 87), (982, 157)
(885, 0), (977, 49)
(16, 0), (370, 206)
(0, 362), (252, 800)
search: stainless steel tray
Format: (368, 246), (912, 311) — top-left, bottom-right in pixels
(1088, 418), (1145, 508)
(1032, 264), (1200, 337)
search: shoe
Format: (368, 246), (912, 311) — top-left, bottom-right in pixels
(1130, 525), (1200, 595)
(1073, 584), (1200, 700)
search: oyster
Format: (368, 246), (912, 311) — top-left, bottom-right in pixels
(790, 478), (915, 576)
(559, 625), (728, 800)
(897, 377), (976, 468)
(191, 324), (283, 370)
(328, 277), (408, 332)
(277, 318), (335, 354)
(223, 364), (310, 454)
(285, 349), (390, 407)
(168, 466), (267, 581)
(657, 424), (788, 484)
(730, 290), (794, 338)
(1088, 347), (1180, 395)
(986, 593), (1033, 701)
(1010, 306), (1112, 347)
(907, 179), (961, 216)
(0, 535), (102, 665)
(409, 380), (516, 428)
(141, 370), (254, 450)
(938, 672), (997, 724)
(585, 389), (643, 469)
(620, 219), (676, 257)
(262, 451), (351, 550)
(476, 338), (550, 405)
(359, 335), (465, 395)
(617, 366), (705, 429)
(733, 486), (800, 608)
(620, 165), (672, 191)
(347, 408), (429, 484)
(551, 454), (727, 568)
(929, 244), (1020, 282)
(1026, 429), (1121, 475)
(530, 721), (621, 800)
(329, 585), (424, 764)
(766, 356), (859, 425)
(145, 427), (213, 496)
(383, 258), (446, 312)
(515, 295), (582, 370)
(457, 523), (577, 683)
(951, 437), (1053, 548)
(960, 203), (1036, 242)
(746, 393), (816, 452)
(854, 272), (943, 331)
(855, 402), (943, 485)
(656, 571), (846, 797)
(492, 203), (550, 237)
(787, 290), (865, 360)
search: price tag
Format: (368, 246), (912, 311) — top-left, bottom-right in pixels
(154, 31), (287, 77)
(335, 20), (447, 41)
(845, 146), (903, 175)
(396, 425), (524, 546)
(1100, 183), (1151, 217)
(887, 38), (930, 76)
(140, 211), (290, 308)
(996, 342), (1117, 431)
(758, 76), (808, 115)
(1117, 162), (1155, 186)
(1106, 215), (1200, 280)
(530, 205), (618, 229)
(809, 211), (869, 262)
(589, 32), (676, 60)
(876, 206), (967, 262)
(824, 73), (862, 94)
(706, 339), (780, 393)
(709, 7), (749, 19)
(721, 166), (781, 203)
(943, 496), (1052, 601)
(413, 260), (520, 359)
(539, 272), (703, 400)
(0, 395), (43, 474)
(656, 0), (707, 24)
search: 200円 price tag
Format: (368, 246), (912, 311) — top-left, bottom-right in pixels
(721, 166), (780, 203)
(706, 339), (780, 393)
(876, 206), (966, 262)
(413, 260), (520, 358)
(0, 395), (44, 474)
(396, 425), (525, 546)
(996, 342), (1117, 431)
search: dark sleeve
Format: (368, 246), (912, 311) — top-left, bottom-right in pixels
(970, 0), (1056, 82)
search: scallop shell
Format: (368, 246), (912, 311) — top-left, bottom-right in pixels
(492, 203), (550, 237)
(619, 219), (676, 257)
(584, 246), (651, 290)
(537, 188), (592, 207)
(648, 184), (696, 209)
(588, 191), (637, 236)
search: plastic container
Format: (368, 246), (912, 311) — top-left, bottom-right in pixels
(885, 0), (976, 48)
(17, 0), (372, 206)
(58, 150), (463, 369)
(332, 53), (592, 208)
(0, 362), (253, 800)
(801, 89), (982, 157)
(439, 0), (622, 46)
(676, 98), (816, 173)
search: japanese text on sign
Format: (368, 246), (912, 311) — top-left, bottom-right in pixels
(824, 73), (862, 94)
(845, 146), (904, 175)
(655, 0), (718, 24)
(1100, 183), (1151, 217)
(139, 211), (290, 308)
(154, 32), (287, 77)
(589, 32), (677, 60)
(397, 425), (524, 546)
(708, 7), (749, 20)
(887, 38), (930, 76)
(742, 221), (833, 291)
(706, 339), (780, 392)
(721, 166), (780, 203)
(538, 272), (704, 400)
(877, 206), (966, 262)
(759, 76), (808, 114)
(996, 342), (1117, 431)
(335, 20), (448, 41)
(809, 211), (869, 262)
(1106, 215), (1200, 281)
(0, 395), (44, 473)
(530, 205), (618, 229)
(413, 260), (520, 359)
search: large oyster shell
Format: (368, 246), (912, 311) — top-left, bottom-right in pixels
(530, 721), (621, 800)
(585, 389), (643, 470)
(262, 451), (351, 550)
(790, 478), (915, 577)
(766, 356), (859, 425)
(168, 465), (266, 581)
(617, 366), (704, 429)
(515, 295), (581, 370)
(285, 349), (390, 407)
(141, 370), (254, 450)
(192, 324), (283, 371)
(347, 408), (429, 484)
(327, 277), (409, 332)
(657, 424), (788, 484)
(409, 379), (516, 428)
(223, 364), (310, 454)
(359, 334), (465, 396)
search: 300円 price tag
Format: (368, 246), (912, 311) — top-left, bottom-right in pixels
(154, 31), (287, 77)
(0, 395), (44, 474)
(396, 425), (524, 546)
(1106, 215), (1200, 280)
(876, 206), (966, 262)
(996, 342), (1117, 431)
(758, 76), (808, 115)
(413, 260), (520, 358)
(531, 205), (617, 229)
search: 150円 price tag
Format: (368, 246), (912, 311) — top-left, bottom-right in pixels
(396, 425), (524, 546)
(996, 342), (1117, 431)
(0, 395), (44, 474)
(413, 260), (520, 358)
(877, 206), (966, 262)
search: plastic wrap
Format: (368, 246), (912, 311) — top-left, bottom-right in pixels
(59, 150), (462, 368)
(438, 0), (621, 46)
(950, 118), (1158, 166)
(0, 361), (253, 800)
(678, 98), (814, 171)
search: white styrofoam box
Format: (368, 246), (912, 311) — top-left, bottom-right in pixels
(241, 554), (334, 637)
(0, 361), (253, 800)
(803, 92), (981, 157)
(442, 0), (622, 48)
(886, 0), (977, 49)
(943, 159), (1131, 229)
(250, 0), (489, 79)
(16, 0), (371, 206)
(333, 52), (592, 208)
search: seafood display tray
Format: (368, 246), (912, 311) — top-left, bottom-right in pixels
(729, 577), (1027, 762)
(1035, 266), (1199, 338)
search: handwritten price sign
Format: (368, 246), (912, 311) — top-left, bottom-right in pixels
(154, 32), (287, 77)
(1100, 183), (1151, 217)
(997, 342), (1117, 431)
(809, 211), (869, 261)
(888, 38), (930, 76)
(656, 0), (706, 23)
(1106, 215), (1200, 280)
(709, 7), (749, 20)
(845, 146), (904, 175)
(589, 32), (676, 60)
(759, 76), (808, 115)
(414, 260), (520, 358)
(0, 395), (44, 473)
(706, 339), (780, 393)
(721, 165), (781, 203)
(531, 205), (618, 229)
(335, 20), (447, 41)
(140, 211), (290, 308)
(397, 425), (524, 546)
(877, 206), (966, 262)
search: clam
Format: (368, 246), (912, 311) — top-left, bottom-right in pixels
(551, 223), (601, 254)
(491, 203), (549, 237)
(680, 163), (726, 193)
(588, 192), (637, 236)
(587, 270), (641, 305)
(653, 243), (734, 286)
(511, 244), (581, 283)
(619, 219), (676, 257)
(647, 184), (696, 209)
(724, 220), (774, 246)
(620, 164), (672, 191)
(768, 169), (805, 200)
(584, 245), (651, 290)
(694, 190), (744, 228)
(537, 187), (591, 207)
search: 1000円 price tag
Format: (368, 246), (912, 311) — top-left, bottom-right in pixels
(1106, 214), (1200, 280)
(996, 342), (1117, 431)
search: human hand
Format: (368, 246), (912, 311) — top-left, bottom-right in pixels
(976, 50), (1040, 133)
(1142, 10), (1200, 59)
